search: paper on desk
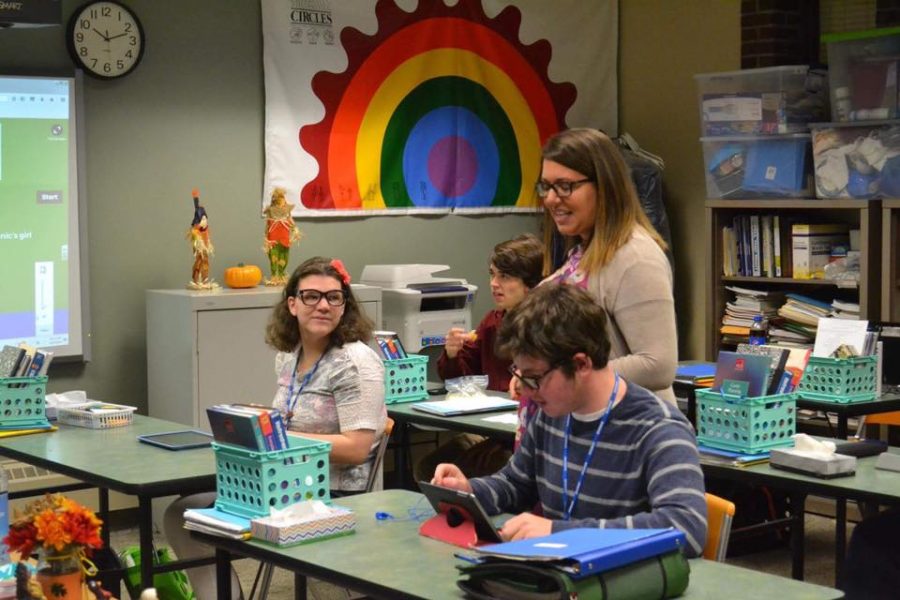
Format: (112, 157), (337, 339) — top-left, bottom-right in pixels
(813, 317), (868, 357)
(482, 413), (518, 425)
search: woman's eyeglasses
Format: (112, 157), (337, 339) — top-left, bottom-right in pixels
(534, 179), (592, 199)
(507, 363), (559, 391)
(296, 289), (347, 307)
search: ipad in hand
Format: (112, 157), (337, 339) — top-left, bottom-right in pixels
(418, 480), (503, 544)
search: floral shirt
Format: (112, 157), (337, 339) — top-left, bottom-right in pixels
(551, 244), (589, 289)
(272, 341), (386, 492)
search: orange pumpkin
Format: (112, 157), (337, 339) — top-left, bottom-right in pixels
(224, 263), (262, 288)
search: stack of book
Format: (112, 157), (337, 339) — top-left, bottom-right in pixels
(206, 404), (289, 452)
(720, 286), (783, 344)
(774, 293), (831, 345)
(371, 330), (407, 360)
(183, 506), (251, 540)
(831, 299), (861, 320)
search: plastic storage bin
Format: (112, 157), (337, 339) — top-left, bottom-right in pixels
(810, 120), (900, 198)
(797, 355), (877, 403)
(213, 435), (331, 518)
(701, 134), (813, 198)
(696, 388), (796, 453)
(0, 376), (49, 428)
(824, 28), (900, 122)
(57, 402), (136, 429)
(384, 354), (428, 404)
(695, 65), (828, 136)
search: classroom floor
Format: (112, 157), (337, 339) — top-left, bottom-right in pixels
(108, 510), (848, 599)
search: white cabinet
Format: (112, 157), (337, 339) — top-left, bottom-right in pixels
(146, 285), (382, 430)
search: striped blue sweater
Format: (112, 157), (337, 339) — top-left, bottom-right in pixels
(470, 382), (707, 557)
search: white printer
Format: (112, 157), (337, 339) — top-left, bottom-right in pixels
(360, 264), (477, 352)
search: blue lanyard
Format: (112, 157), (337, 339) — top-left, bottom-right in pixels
(285, 351), (325, 420)
(561, 373), (619, 520)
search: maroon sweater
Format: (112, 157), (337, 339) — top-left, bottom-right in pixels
(436, 309), (511, 392)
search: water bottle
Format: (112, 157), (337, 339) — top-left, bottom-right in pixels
(749, 314), (769, 346)
(0, 466), (8, 565)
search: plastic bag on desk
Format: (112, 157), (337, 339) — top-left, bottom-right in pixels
(445, 376), (490, 401)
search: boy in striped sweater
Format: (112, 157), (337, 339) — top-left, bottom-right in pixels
(432, 283), (707, 556)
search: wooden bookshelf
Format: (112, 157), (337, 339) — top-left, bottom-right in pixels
(884, 199), (900, 322)
(705, 198), (883, 358)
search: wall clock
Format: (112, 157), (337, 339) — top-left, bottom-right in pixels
(67, 1), (145, 79)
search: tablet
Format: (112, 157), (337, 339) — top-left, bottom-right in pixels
(418, 480), (503, 544)
(137, 429), (213, 451)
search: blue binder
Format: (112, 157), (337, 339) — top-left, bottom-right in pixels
(472, 527), (686, 579)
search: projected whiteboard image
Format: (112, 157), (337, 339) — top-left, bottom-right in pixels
(0, 75), (88, 360)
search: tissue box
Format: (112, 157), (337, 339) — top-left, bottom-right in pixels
(250, 506), (356, 547)
(770, 448), (857, 478)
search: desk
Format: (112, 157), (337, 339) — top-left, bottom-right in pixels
(0, 415), (218, 591)
(197, 489), (843, 600)
(387, 401), (516, 487)
(702, 448), (900, 587)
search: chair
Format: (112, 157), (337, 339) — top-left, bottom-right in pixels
(249, 418), (395, 600)
(704, 492), (736, 562)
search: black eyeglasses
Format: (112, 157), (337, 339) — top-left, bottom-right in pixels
(508, 363), (559, 391)
(296, 289), (347, 307)
(535, 179), (592, 199)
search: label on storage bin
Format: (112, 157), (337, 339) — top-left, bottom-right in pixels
(722, 379), (749, 396)
(703, 95), (762, 122)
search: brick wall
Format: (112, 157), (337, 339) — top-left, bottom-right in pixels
(742, 0), (820, 68)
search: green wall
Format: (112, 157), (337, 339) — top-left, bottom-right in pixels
(0, 0), (742, 411)
(0, 1), (539, 411)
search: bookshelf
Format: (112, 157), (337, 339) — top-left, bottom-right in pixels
(884, 199), (900, 322)
(705, 198), (882, 358)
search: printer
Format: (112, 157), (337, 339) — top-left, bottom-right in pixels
(360, 264), (477, 352)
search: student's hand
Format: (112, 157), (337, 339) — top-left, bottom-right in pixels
(431, 463), (472, 493)
(444, 328), (469, 359)
(499, 513), (553, 541)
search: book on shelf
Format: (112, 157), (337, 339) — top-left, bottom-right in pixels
(773, 214), (783, 277)
(749, 214), (762, 277)
(761, 214), (774, 277)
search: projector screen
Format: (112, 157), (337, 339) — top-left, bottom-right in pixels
(0, 74), (90, 361)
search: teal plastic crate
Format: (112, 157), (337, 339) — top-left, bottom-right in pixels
(797, 355), (877, 403)
(384, 354), (428, 404)
(213, 435), (331, 518)
(0, 376), (50, 429)
(696, 388), (796, 453)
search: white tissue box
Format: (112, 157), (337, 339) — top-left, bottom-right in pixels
(250, 506), (356, 547)
(770, 448), (857, 478)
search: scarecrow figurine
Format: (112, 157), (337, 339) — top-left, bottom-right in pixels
(262, 187), (302, 285)
(187, 188), (218, 290)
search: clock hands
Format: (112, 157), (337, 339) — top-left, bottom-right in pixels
(107, 32), (128, 41)
(92, 27), (110, 42)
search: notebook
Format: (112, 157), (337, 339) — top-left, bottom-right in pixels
(473, 527), (686, 579)
(713, 351), (771, 397)
(411, 395), (518, 417)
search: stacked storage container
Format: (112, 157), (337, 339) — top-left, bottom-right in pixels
(812, 28), (900, 199)
(695, 66), (829, 198)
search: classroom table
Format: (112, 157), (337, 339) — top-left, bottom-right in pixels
(196, 489), (844, 600)
(387, 400), (516, 487)
(701, 447), (900, 587)
(0, 415), (218, 591)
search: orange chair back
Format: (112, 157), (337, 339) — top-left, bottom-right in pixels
(865, 411), (900, 426)
(704, 492), (736, 562)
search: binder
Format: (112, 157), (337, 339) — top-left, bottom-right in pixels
(206, 405), (267, 451)
(472, 527), (686, 579)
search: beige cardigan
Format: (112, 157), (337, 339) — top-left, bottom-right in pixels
(546, 228), (678, 404)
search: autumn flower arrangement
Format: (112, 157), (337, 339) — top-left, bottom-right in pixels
(3, 493), (103, 575)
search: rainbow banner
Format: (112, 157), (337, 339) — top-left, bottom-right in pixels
(262, 0), (617, 216)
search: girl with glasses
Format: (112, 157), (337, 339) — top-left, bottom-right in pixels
(164, 257), (386, 599)
(539, 128), (678, 404)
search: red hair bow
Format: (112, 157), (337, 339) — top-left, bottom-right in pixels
(330, 258), (351, 285)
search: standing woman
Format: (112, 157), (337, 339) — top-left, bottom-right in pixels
(266, 256), (387, 493)
(539, 128), (677, 403)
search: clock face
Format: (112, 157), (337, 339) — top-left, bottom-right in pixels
(67, 1), (145, 79)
